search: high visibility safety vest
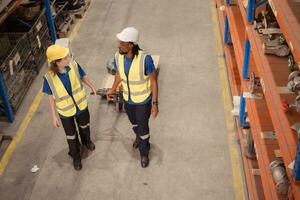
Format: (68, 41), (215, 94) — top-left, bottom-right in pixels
(115, 51), (151, 103)
(44, 61), (88, 117)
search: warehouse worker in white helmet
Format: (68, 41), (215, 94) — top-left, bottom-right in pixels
(107, 27), (159, 168)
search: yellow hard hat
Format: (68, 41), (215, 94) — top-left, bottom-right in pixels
(46, 44), (69, 63)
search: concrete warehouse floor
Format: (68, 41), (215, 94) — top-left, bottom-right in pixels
(0, 0), (242, 199)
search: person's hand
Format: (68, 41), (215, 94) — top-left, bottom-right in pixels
(53, 116), (60, 128)
(91, 87), (97, 96)
(107, 88), (116, 96)
(151, 104), (159, 119)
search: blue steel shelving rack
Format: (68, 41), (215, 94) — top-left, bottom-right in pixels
(0, 0), (56, 122)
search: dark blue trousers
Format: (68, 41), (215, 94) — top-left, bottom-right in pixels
(124, 102), (151, 156)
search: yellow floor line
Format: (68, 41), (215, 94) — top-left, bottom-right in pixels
(0, 12), (87, 176)
(0, 90), (43, 175)
(210, 1), (246, 199)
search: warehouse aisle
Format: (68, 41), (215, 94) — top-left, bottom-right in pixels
(0, 0), (237, 199)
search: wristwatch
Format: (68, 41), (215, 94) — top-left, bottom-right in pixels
(152, 101), (159, 106)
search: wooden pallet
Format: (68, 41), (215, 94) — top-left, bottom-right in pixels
(0, 0), (22, 24)
(57, 15), (76, 38)
(73, 0), (91, 19)
(0, 0), (14, 13)
(57, 0), (92, 37)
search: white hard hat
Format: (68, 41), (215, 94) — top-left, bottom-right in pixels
(116, 27), (139, 44)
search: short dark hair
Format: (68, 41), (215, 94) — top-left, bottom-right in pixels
(130, 43), (141, 58)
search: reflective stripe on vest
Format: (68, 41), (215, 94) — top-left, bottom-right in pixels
(116, 51), (151, 103)
(44, 61), (88, 117)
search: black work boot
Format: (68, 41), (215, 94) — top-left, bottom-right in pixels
(141, 155), (150, 168)
(133, 136), (139, 149)
(85, 140), (96, 151)
(67, 138), (82, 170)
(73, 158), (82, 171)
(68, 151), (82, 170)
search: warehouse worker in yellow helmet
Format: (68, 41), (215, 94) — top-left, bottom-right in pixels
(107, 27), (159, 168)
(43, 44), (97, 171)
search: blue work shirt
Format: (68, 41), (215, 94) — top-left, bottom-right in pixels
(114, 54), (156, 105)
(42, 64), (87, 118)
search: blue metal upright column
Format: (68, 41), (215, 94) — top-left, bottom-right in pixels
(224, 0), (232, 45)
(224, 16), (232, 45)
(239, 94), (250, 128)
(246, 0), (256, 23)
(242, 0), (256, 79)
(242, 40), (251, 79)
(0, 74), (14, 122)
(43, 0), (57, 42)
(239, 0), (256, 128)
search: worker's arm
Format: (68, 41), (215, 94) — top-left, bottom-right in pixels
(49, 96), (60, 127)
(82, 76), (97, 95)
(149, 72), (159, 118)
(108, 71), (122, 95)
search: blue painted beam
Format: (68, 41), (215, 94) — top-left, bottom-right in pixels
(224, 16), (232, 45)
(43, 0), (57, 42)
(0, 74), (14, 122)
(239, 94), (250, 128)
(247, 0), (256, 23)
(294, 138), (300, 180)
(239, 94), (246, 127)
(242, 40), (251, 79)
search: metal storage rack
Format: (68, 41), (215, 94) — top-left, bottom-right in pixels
(216, 0), (300, 199)
(0, 0), (55, 122)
